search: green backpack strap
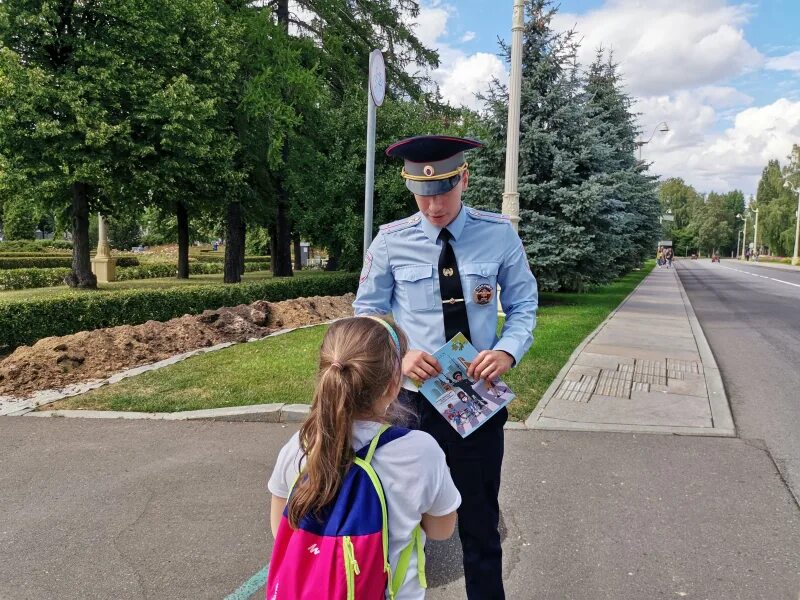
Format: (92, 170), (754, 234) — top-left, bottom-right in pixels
(390, 524), (427, 596)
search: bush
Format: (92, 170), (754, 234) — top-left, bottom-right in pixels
(195, 254), (270, 264)
(0, 267), (71, 290)
(0, 261), (272, 291)
(0, 272), (359, 350)
(0, 256), (73, 269)
(0, 240), (72, 253)
(0, 256), (140, 269)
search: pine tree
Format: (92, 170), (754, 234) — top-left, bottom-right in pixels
(467, 0), (659, 291)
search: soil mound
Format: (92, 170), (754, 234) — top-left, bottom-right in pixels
(0, 294), (354, 399)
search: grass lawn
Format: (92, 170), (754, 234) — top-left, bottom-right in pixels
(0, 269), (331, 304)
(48, 262), (654, 419)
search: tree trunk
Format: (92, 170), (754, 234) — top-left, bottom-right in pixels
(224, 201), (243, 283)
(65, 182), (97, 289)
(238, 218), (246, 278)
(176, 201), (190, 279)
(293, 231), (302, 271)
(271, 0), (294, 278)
(325, 246), (340, 271)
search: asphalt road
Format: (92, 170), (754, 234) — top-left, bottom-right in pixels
(676, 259), (800, 502)
(2, 417), (798, 600)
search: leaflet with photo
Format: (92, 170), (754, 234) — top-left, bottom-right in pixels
(417, 333), (516, 438)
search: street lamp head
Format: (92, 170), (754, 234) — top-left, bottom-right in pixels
(658, 123), (670, 133)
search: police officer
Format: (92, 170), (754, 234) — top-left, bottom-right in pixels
(354, 135), (538, 600)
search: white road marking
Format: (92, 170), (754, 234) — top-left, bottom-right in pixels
(717, 264), (800, 289)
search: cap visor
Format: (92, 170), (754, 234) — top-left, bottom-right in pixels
(405, 174), (461, 196)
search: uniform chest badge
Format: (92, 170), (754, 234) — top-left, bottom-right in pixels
(473, 283), (494, 305)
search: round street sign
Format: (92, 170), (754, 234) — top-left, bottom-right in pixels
(369, 49), (386, 107)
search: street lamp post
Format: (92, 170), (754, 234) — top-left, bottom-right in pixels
(736, 213), (749, 260)
(501, 0), (525, 232)
(784, 180), (800, 266)
(736, 229), (743, 259)
(635, 121), (670, 160)
(752, 207), (760, 259)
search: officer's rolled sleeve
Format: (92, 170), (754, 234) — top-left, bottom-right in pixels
(493, 230), (538, 365)
(353, 231), (393, 316)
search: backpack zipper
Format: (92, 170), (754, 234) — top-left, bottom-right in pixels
(343, 535), (360, 600)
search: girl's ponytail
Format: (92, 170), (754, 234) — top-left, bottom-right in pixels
(286, 317), (406, 529)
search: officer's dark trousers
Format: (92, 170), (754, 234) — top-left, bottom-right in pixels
(400, 389), (505, 600)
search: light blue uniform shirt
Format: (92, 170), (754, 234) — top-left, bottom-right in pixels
(353, 204), (538, 365)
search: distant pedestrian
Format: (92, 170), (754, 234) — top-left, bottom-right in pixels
(656, 247), (664, 268)
(665, 247), (674, 268)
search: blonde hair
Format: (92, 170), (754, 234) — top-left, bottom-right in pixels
(286, 316), (408, 528)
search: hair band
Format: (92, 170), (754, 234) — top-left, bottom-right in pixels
(330, 361), (343, 370)
(364, 316), (402, 356)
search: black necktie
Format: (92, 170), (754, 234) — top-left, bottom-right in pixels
(438, 228), (471, 343)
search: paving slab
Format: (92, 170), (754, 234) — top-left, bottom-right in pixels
(527, 268), (735, 436)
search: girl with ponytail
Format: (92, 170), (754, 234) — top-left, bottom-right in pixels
(268, 316), (461, 599)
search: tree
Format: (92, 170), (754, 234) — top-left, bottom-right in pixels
(467, 1), (659, 291)
(0, 0), (237, 286)
(2, 197), (38, 240)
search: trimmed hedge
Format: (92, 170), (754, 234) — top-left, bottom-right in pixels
(0, 240), (72, 253)
(0, 252), (72, 258)
(0, 267), (71, 290)
(0, 272), (358, 350)
(116, 261), (271, 281)
(0, 261), (272, 290)
(194, 254), (270, 264)
(0, 256), (140, 270)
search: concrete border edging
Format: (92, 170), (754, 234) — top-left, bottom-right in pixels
(674, 263), (735, 435)
(1, 320), (339, 418)
(523, 267), (653, 430)
(22, 403), (312, 423)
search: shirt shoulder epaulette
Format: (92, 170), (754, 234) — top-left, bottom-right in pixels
(379, 214), (423, 234)
(467, 207), (511, 225)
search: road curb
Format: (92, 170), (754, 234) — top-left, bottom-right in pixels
(674, 263), (736, 435)
(22, 403), (311, 423)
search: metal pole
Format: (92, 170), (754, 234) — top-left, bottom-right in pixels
(501, 0), (524, 233)
(793, 190), (800, 266)
(741, 218), (747, 260)
(736, 229), (741, 260)
(753, 208), (759, 259)
(363, 93), (377, 258)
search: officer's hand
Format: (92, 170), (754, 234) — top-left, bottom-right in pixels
(468, 350), (514, 382)
(402, 350), (442, 382)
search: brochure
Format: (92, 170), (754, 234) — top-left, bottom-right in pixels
(417, 333), (516, 438)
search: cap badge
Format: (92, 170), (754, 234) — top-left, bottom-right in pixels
(473, 283), (494, 305)
(423, 165), (435, 177)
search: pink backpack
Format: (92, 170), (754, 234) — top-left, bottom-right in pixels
(267, 424), (427, 599)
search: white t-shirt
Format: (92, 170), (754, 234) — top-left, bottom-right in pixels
(268, 420), (461, 599)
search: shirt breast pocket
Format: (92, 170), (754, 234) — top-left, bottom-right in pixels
(462, 262), (499, 307)
(394, 264), (435, 311)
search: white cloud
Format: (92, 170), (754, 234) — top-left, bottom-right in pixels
(410, 3), (508, 111)
(696, 86), (753, 108)
(436, 53), (507, 110)
(640, 97), (800, 194)
(766, 51), (800, 72)
(554, 0), (763, 96)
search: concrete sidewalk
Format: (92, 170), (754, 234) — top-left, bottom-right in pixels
(527, 267), (734, 436)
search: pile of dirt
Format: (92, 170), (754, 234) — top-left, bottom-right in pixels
(0, 293), (354, 399)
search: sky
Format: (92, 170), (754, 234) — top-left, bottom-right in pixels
(408, 0), (800, 197)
